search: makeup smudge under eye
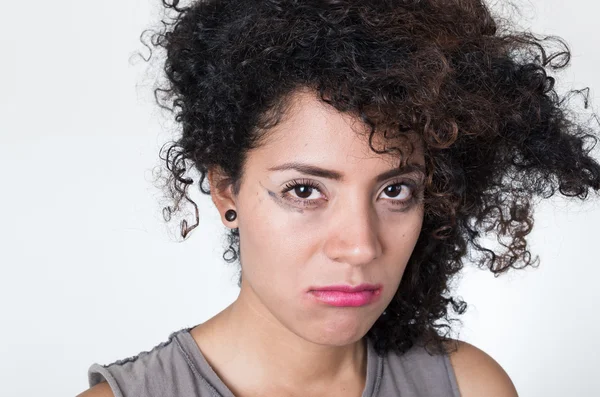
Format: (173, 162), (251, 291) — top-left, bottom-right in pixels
(386, 183), (424, 213)
(261, 181), (305, 213)
(263, 177), (424, 213)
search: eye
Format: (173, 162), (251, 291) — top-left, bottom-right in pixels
(281, 179), (325, 205)
(280, 178), (420, 208)
(379, 180), (418, 206)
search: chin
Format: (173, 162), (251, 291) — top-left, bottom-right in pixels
(310, 332), (365, 347)
(301, 317), (371, 347)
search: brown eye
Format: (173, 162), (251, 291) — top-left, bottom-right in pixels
(294, 185), (314, 199)
(281, 179), (325, 204)
(380, 182), (413, 202)
(385, 185), (403, 197)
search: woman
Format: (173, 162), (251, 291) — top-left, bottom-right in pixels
(78, 0), (600, 396)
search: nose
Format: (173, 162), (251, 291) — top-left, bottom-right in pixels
(322, 194), (383, 266)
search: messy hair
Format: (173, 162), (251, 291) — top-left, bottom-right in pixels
(143, 0), (600, 356)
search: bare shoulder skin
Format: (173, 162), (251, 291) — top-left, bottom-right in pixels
(75, 381), (114, 397)
(449, 340), (518, 397)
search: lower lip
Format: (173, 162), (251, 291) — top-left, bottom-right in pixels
(308, 288), (382, 307)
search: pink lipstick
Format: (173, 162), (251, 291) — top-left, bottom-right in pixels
(308, 284), (382, 307)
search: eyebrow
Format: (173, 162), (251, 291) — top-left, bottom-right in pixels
(267, 162), (426, 183)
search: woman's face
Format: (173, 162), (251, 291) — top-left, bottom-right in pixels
(219, 90), (425, 346)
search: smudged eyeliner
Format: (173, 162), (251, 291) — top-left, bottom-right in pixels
(280, 178), (422, 211)
(261, 181), (305, 213)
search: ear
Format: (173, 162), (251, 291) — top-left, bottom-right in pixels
(207, 166), (238, 228)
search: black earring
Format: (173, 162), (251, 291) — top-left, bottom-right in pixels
(225, 209), (237, 222)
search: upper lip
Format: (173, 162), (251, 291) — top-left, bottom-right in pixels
(309, 283), (382, 292)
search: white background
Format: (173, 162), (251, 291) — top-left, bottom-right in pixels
(1, 0), (598, 396)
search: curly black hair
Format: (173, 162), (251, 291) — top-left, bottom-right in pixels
(142, 0), (600, 356)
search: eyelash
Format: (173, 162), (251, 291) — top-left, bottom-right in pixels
(280, 178), (421, 209)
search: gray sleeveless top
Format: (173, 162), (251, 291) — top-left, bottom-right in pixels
(88, 326), (460, 397)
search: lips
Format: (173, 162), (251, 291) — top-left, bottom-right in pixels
(309, 283), (382, 293)
(308, 284), (383, 307)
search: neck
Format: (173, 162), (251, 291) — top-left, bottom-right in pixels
(192, 284), (368, 395)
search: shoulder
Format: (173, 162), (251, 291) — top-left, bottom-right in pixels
(77, 328), (196, 397)
(76, 381), (114, 397)
(447, 339), (518, 397)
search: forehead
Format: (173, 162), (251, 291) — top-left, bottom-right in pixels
(252, 89), (424, 170)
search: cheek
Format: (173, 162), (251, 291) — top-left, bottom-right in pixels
(240, 191), (324, 257)
(236, 195), (319, 290)
(380, 212), (424, 278)
(392, 220), (422, 258)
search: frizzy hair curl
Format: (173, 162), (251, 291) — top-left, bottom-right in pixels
(142, 0), (600, 356)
